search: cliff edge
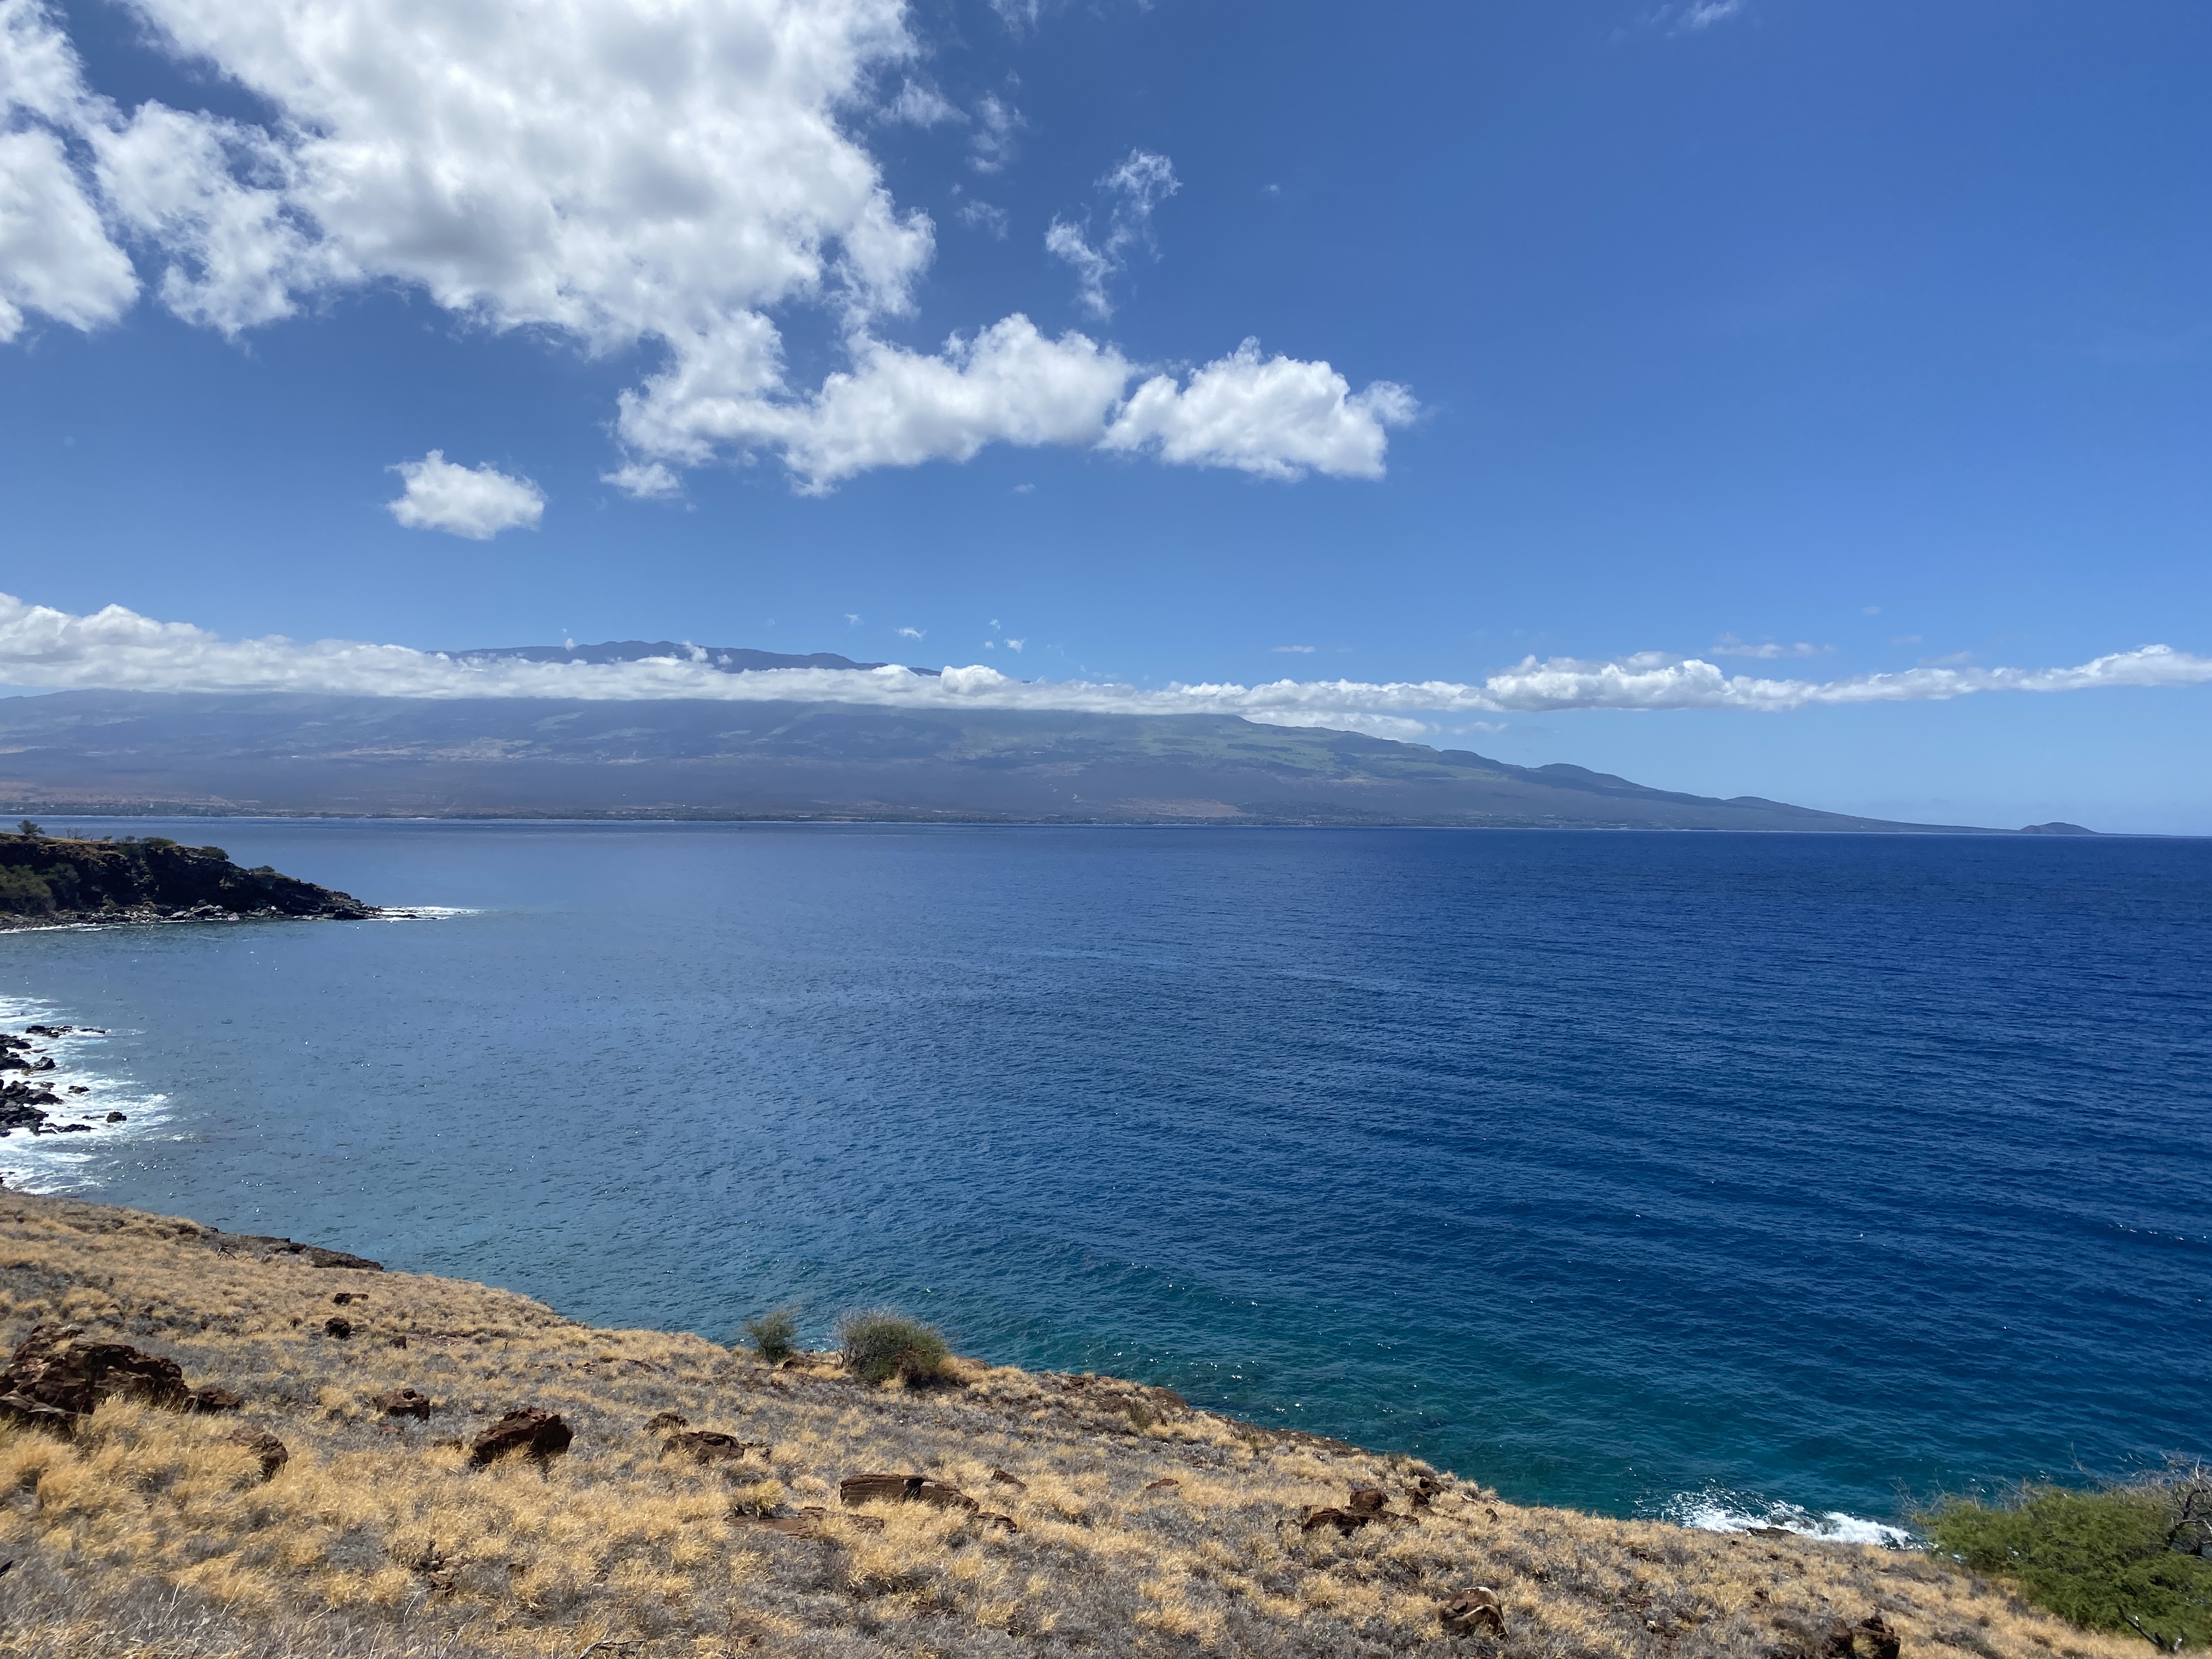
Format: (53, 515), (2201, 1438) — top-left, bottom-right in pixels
(0, 828), (375, 928)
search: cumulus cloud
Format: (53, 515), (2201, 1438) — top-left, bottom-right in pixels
(0, 0), (139, 340)
(1046, 148), (1178, 318)
(387, 453), (545, 540)
(1102, 340), (1418, 480)
(5, 596), (2209, 740)
(3, 0), (1412, 489)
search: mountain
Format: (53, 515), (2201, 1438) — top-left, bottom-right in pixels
(453, 640), (942, 676)
(0, 686), (1995, 830)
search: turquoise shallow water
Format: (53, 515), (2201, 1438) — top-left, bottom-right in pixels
(3, 820), (2207, 1536)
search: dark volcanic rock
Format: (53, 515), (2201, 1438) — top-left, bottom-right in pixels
(225, 1427), (289, 1480)
(2, 1323), (189, 1416)
(839, 1473), (977, 1511)
(204, 1229), (383, 1271)
(323, 1317), (353, 1339)
(0, 831), (377, 926)
(376, 1387), (433, 1419)
(470, 1408), (573, 1465)
(664, 1429), (767, 1465)
(185, 1387), (244, 1412)
(1441, 1589), (1507, 1637)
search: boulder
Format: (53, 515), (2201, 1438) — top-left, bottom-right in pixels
(989, 1467), (1028, 1491)
(376, 1387), (433, 1420)
(1348, 1486), (1387, 1514)
(839, 1473), (978, 1511)
(104, 1111), (125, 1122)
(1301, 1506), (1376, 1534)
(644, 1411), (690, 1434)
(665, 1429), (768, 1465)
(323, 1317), (353, 1339)
(1412, 1474), (1444, 1508)
(225, 1427), (289, 1481)
(0, 1391), (81, 1436)
(2, 1324), (188, 1415)
(469, 1408), (573, 1466)
(1441, 1589), (1506, 1637)
(185, 1387), (244, 1412)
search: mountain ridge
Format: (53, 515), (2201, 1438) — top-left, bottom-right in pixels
(0, 685), (2008, 831)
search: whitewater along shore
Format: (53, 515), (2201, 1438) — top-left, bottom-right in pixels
(0, 829), (380, 930)
(0, 1190), (2141, 1659)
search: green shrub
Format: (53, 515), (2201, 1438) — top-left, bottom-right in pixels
(742, 1308), (800, 1363)
(1925, 1466), (2212, 1649)
(0, 864), (54, 915)
(197, 846), (229, 861)
(16, 820), (41, 838)
(834, 1309), (950, 1385)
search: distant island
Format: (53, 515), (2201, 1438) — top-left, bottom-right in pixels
(0, 826), (376, 928)
(0, 644), (2092, 833)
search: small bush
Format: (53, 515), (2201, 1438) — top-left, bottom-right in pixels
(0, 864), (55, 915)
(742, 1308), (800, 1363)
(1926, 1465), (2212, 1649)
(834, 1308), (950, 1385)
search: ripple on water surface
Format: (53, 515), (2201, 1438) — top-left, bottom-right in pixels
(2, 821), (2207, 1528)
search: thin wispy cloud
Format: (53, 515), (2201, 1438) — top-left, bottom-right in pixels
(5, 597), (2207, 745)
(1272, 645), (1317, 653)
(1047, 150), (1180, 319)
(1709, 635), (1832, 660)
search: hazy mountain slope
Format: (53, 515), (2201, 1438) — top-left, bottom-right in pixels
(0, 690), (1985, 830)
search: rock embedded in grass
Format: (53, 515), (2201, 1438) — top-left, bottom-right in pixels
(468, 1407), (573, 1465)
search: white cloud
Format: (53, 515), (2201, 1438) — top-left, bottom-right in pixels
(896, 625), (924, 639)
(4, 0), (1412, 490)
(386, 452), (545, 540)
(1272, 645), (1317, 653)
(957, 200), (1009, 238)
(1102, 340), (1418, 480)
(1673, 0), (1746, 30)
(1710, 635), (1832, 659)
(0, 127), (138, 339)
(1005, 637), (1024, 651)
(0, 0), (139, 340)
(987, 0), (1043, 32)
(881, 81), (960, 127)
(1046, 148), (1178, 318)
(6, 595), (2210, 737)
(969, 93), (1023, 174)
(602, 461), (682, 501)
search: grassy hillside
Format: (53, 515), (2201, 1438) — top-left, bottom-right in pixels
(0, 1190), (2136, 1659)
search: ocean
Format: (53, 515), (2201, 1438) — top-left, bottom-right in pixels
(3, 820), (2206, 1538)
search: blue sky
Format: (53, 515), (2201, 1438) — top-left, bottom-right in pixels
(2, 0), (2208, 830)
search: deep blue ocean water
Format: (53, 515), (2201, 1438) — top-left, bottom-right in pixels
(3, 821), (2207, 1536)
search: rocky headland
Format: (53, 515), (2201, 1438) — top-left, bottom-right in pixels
(0, 1189), (2145, 1659)
(0, 828), (377, 929)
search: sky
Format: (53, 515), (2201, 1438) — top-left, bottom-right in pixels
(1, 0), (2208, 831)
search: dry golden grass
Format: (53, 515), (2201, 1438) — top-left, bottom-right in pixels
(0, 1190), (2138, 1659)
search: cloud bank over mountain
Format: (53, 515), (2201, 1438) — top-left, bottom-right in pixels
(3, 594), (2205, 740)
(0, 0), (1412, 491)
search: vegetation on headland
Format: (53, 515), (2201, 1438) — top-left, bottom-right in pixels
(0, 826), (374, 924)
(1925, 1471), (2212, 1650)
(0, 1191), (2167, 1659)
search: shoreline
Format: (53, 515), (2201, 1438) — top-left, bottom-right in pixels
(0, 1187), (2135, 1659)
